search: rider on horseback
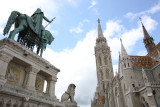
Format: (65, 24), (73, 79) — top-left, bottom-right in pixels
(3, 9), (55, 57)
(31, 8), (52, 41)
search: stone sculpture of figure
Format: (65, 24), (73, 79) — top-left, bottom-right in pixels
(31, 8), (51, 39)
(61, 84), (77, 106)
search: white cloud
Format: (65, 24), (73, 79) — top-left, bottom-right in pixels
(69, 20), (90, 34)
(69, 26), (83, 34)
(67, 0), (81, 7)
(104, 20), (124, 38)
(148, 1), (160, 14)
(137, 50), (147, 56)
(125, 1), (160, 19)
(89, 1), (96, 8)
(43, 30), (97, 107)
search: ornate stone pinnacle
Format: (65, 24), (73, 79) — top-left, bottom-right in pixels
(98, 18), (100, 23)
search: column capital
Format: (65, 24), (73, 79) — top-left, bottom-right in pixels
(25, 65), (40, 74)
(47, 76), (57, 82)
(0, 52), (13, 63)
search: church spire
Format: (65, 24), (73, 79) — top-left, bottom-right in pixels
(140, 18), (151, 39)
(120, 38), (128, 59)
(98, 18), (104, 37)
(139, 18), (155, 55)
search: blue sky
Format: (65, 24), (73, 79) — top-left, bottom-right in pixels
(1, 0), (160, 107)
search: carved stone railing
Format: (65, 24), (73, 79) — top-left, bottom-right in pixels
(0, 84), (64, 106)
(150, 82), (160, 87)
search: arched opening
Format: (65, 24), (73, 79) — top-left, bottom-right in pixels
(124, 63), (126, 68)
(104, 57), (108, 65)
(158, 73), (160, 81)
(99, 57), (102, 66)
(43, 80), (48, 93)
(128, 63), (130, 67)
(106, 69), (109, 79)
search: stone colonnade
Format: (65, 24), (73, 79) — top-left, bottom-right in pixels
(0, 53), (56, 98)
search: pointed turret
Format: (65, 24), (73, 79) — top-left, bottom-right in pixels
(140, 18), (155, 55)
(98, 19), (104, 37)
(120, 39), (128, 59)
(96, 19), (107, 45)
(119, 39), (132, 69)
(140, 18), (151, 39)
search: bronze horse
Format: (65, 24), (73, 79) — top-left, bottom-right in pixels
(3, 11), (54, 57)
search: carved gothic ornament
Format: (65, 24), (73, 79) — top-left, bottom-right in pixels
(35, 76), (44, 92)
(6, 66), (20, 85)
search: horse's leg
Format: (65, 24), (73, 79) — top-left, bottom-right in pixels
(37, 47), (40, 55)
(9, 25), (25, 40)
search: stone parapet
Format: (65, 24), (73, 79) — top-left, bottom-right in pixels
(0, 84), (64, 106)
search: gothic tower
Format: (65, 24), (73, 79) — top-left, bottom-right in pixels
(94, 19), (114, 99)
(140, 18), (155, 55)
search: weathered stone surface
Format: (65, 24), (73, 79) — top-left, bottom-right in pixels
(0, 38), (65, 107)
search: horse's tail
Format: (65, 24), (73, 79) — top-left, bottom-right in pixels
(3, 11), (20, 35)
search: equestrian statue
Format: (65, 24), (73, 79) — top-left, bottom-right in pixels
(3, 8), (55, 57)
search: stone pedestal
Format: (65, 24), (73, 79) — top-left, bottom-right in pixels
(0, 38), (64, 107)
(0, 53), (13, 85)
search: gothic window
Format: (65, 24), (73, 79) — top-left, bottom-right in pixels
(104, 57), (108, 65)
(124, 63), (126, 68)
(128, 63), (130, 67)
(158, 73), (160, 81)
(106, 69), (109, 79)
(115, 87), (117, 96)
(100, 70), (103, 81)
(99, 57), (102, 66)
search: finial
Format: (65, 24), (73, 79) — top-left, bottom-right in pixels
(120, 38), (122, 43)
(98, 18), (100, 23)
(139, 17), (144, 26)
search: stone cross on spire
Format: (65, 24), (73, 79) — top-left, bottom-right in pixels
(98, 18), (104, 37)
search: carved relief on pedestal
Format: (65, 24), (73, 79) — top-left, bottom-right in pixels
(35, 75), (45, 92)
(6, 65), (20, 85)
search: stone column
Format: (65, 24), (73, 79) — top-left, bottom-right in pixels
(25, 66), (39, 91)
(0, 53), (13, 85)
(47, 76), (57, 98)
